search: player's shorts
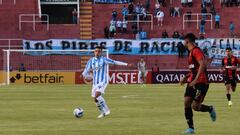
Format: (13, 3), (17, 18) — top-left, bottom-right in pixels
(184, 83), (209, 102)
(91, 84), (107, 97)
(138, 70), (147, 77)
(224, 77), (237, 87)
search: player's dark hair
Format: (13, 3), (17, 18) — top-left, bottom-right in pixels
(95, 46), (102, 50)
(184, 33), (197, 43)
(226, 47), (232, 51)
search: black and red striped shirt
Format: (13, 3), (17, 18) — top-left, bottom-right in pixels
(222, 56), (240, 79)
(187, 47), (208, 84)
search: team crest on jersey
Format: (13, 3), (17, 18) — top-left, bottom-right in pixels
(189, 64), (195, 69)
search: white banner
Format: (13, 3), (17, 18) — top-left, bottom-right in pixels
(23, 38), (214, 56)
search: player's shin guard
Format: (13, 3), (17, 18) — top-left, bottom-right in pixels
(185, 107), (194, 129)
(96, 96), (110, 114)
(199, 104), (212, 112)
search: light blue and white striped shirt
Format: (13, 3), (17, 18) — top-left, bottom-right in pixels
(82, 56), (128, 87)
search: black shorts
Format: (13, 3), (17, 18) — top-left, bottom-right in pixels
(184, 83), (209, 102)
(224, 78), (237, 87)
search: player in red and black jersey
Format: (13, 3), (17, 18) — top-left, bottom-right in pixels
(179, 33), (216, 134)
(220, 48), (240, 106)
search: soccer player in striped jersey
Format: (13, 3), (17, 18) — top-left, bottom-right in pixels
(220, 48), (240, 106)
(82, 46), (132, 118)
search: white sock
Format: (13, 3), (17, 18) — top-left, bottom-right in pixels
(96, 96), (110, 113)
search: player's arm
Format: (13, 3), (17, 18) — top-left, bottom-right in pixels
(82, 59), (92, 79)
(137, 62), (140, 70)
(105, 57), (132, 67)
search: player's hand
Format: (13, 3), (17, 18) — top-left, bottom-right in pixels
(231, 66), (237, 70)
(220, 69), (224, 73)
(179, 78), (186, 85)
(189, 79), (197, 88)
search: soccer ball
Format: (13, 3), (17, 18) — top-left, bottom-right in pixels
(73, 108), (84, 118)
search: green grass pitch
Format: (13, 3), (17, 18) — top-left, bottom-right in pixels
(0, 84), (239, 135)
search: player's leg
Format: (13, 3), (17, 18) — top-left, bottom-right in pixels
(182, 85), (195, 134)
(225, 82), (232, 106)
(192, 84), (216, 122)
(231, 79), (237, 92)
(93, 85), (110, 118)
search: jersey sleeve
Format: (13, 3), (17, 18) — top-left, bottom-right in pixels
(192, 48), (204, 62)
(104, 57), (128, 66)
(82, 59), (92, 78)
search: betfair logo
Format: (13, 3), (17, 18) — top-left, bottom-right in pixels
(10, 73), (64, 84)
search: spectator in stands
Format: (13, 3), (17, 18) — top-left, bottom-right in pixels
(152, 64), (159, 73)
(179, 32), (185, 39)
(116, 20), (122, 33)
(177, 42), (185, 58)
(135, 2), (141, 14)
(19, 63), (26, 72)
(140, 6), (147, 20)
(186, 11), (192, 27)
(128, 2), (134, 14)
(140, 29), (147, 39)
(109, 24), (116, 38)
(145, 0), (150, 12)
(104, 26), (109, 39)
(223, 0), (231, 7)
(173, 6), (181, 17)
(230, 0), (238, 6)
(112, 9), (118, 21)
(122, 19), (128, 33)
(156, 10), (164, 26)
(169, 6), (175, 17)
(136, 32), (140, 40)
(72, 8), (78, 24)
(132, 22), (138, 34)
(199, 19), (206, 34)
(172, 31), (180, 38)
(210, 4), (216, 16)
(215, 13), (220, 29)
(158, 0), (165, 7)
(201, 6), (207, 20)
(229, 21), (235, 37)
(162, 30), (169, 38)
(154, 2), (160, 16)
(122, 5), (129, 21)
(199, 34), (205, 39)
(187, 0), (193, 7)
(181, 0), (188, 7)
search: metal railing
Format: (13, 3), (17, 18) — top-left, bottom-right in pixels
(127, 14), (153, 30)
(0, 39), (22, 49)
(0, 0), (16, 5)
(19, 14), (49, 31)
(183, 13), (213, 30)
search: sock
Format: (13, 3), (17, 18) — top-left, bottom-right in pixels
(226, 94), (231, 101)
(96, 102), (104, 114)
(185, 107), (194, 129)
(96, 96), (110, 113)
(199, 104), (212, 112)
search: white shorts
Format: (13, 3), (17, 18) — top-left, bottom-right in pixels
(91, 84), (107, 97)
(138, 71), (147, 77)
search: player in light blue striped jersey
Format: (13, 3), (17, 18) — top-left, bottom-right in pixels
(82, 46), (132, 118)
